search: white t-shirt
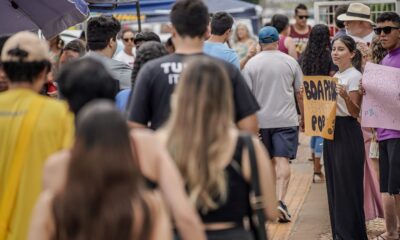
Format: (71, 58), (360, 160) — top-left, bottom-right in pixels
(348, 31), (375, 45)
(242, 50), (302, 128)
(114, 50), (134, 68)
(334, 67), (362, 116)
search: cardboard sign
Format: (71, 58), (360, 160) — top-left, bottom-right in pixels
(303, 76), (338, 140)
(361, 62), (400, 131)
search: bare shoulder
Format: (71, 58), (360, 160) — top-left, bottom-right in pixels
(44, 150), (70, 171)
(36, 190), (55, 210)
(130, 128), (155, 139)
(43, 150), (70, 191)
(130, 129), (164, 148)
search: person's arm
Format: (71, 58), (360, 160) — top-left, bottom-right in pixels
(231, 65), (260, 134)
(131, 130), (206, 240)
(336, 75), (362, 118)
(237, 114), (259, 135)
(42, 151), (70, 192)
(337, 87), (362, 118)
(294, 62), (304, 130)
(145, 192), (173, 240)
(127, 121), (147, 129)
(240, 43), (257, 70)
(285, 37), (298, 60)
(242, 137), (279, 221)
(28, 191), (55, 240)
(296, 91), (305, 131)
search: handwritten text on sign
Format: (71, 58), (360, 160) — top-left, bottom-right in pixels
(361, 62), (400, 131)
(303, 76), (338, 140)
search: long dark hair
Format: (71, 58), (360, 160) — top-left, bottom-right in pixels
(300, 24), (332, 75)
(332, 35), (363, 72)
(52, 100), (151, 240)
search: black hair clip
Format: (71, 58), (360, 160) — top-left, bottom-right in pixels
(7, 46), (28, 61)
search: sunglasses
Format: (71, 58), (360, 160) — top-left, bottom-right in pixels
(373, 26), (399, 35)
(123, 38), (134, 42)
(297, 15), (309, 19)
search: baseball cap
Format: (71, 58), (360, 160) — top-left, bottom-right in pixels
(1, 31), (50, 63)
(258, 26), (279, 44)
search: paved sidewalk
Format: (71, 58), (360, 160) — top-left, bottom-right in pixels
(267, 134), (319, 240)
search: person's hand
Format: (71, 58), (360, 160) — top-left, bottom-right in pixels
(299, 118), (305, 132)
(336, 84), (349, 99)
(247, 43), (257, 58)
(244, 43), (257, 61)
(358, 80), (366, 95)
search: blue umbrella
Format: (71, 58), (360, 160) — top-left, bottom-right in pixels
(0, 0), (89, 39)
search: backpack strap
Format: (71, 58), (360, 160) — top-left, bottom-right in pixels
(0, 96), (45, 239)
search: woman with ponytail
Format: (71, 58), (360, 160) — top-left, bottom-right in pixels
(324, 35), (367, 239)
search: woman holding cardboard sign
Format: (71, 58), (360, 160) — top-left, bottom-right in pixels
(324, 35), (367, 239)
(299, 24), (336, 183)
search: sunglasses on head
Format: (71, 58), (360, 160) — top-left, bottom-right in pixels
(123, 38), (134, 42)
(297, 15), (309, 19)
(373, 26), (399, 35)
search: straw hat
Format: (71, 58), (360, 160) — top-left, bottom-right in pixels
(337, 3), (375, 24)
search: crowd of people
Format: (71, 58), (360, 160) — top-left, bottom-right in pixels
(0, 0), (399, 239)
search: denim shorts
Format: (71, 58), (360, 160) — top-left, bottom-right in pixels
(310, 136), (324, 158)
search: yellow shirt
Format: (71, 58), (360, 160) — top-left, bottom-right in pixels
(0, 89), (74, 240)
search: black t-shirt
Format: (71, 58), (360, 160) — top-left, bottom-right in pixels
(128, 53), (260, 130)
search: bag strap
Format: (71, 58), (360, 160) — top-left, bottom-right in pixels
(0, 96), (45, 239)
(243, 134), (268, 240)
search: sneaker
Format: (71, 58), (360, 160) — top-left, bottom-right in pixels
(278, 200), (291, 223)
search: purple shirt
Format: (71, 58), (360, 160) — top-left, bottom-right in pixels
(377, 47), (400, 141)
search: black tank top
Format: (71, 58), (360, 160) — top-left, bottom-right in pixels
(199, 136), (250, 224)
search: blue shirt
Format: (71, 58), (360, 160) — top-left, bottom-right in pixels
(115, 89), (131, 112)
(203, 41), (240, 69)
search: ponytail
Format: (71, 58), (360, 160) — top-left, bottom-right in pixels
(352, 49), (362, 72)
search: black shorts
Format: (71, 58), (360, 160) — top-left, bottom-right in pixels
(259, 127), (299, 160)
(379, 138), (400, 194)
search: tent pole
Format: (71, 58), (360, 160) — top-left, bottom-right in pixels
(136, 0), (141, 32)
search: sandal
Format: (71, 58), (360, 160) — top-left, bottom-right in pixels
(313, 172), (325, 183)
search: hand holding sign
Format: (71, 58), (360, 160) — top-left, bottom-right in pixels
(303, 76), (338, 140)
(336, 84), (348, 99)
